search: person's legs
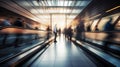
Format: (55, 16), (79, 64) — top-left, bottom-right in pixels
(14, 34), (20, 47)
(54, 33), (57, 42)
(70, 34), (72, 40)
(46, 33), (49, 40)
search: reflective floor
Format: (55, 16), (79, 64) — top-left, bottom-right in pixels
(31, 35), (96, 67)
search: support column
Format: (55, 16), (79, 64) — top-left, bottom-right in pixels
(50, 14), (52, 30)
(65, 14), (67, 28)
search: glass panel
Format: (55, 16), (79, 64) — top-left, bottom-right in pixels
(68, 1), (73, 6)
(75, 1), (82, 6)
(47, 1), (52, 6)
(38, 1), (76, 7)
(38, 1), (43, 6)
(80, 1), (90, 6)
(58, 1), (64, 6)
(17, 1), (30, 7)
(64, 1), (68, 6)
(41, 1), (46, 6)
(33, 1), (39, 6)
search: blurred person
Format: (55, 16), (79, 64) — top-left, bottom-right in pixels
(87, 24), (91, 32)
(75, 24), (80, 40)
(53, 24), (57, 42)
(46, 26), (50, 40)
(35, 27), (38, 30)
(58, 28), (61, 36)
(103, 17), (115, 50)
(67, 26), (73, 40)
(13, 18), (24, 27)
(13, 18), (24, 47)
(63, 28), (67, 37)
(0, 17), (12, 26)
(75, 20), (85, 40)
(103, 17), (114, 31)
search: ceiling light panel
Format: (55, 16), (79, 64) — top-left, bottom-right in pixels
(0, 0), (92, 26)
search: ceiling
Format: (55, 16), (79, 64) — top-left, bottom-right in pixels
(0, 0), (91, 28)
(75, 0), (120, 20)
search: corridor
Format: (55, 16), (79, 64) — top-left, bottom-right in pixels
(0, 0), (120, 67)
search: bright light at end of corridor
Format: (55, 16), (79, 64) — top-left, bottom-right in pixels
(52, 21), (66, 30)
(52, 15), (67, 30)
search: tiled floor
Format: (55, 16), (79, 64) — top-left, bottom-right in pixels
(31, 35), (96, 67)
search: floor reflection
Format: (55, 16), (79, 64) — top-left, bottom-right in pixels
(31, 34), (96, 67)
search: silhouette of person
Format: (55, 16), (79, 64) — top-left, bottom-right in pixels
(35, 27), (38, 30)
(76, 20), (85, 40)
(0, 17), (12, 26)
(63, 28), (67, 37)
(58, 28), (61, 36)
(104, 17), (114, 31)
(103, 17), (115, 50)
(87, 24), (91, 32)
(13, 18), (24, 27)
(53, 24), (57, 42)
(13, 18), (24, 47)
(46, 26), (50, 40)
(67, 26), (73, 40)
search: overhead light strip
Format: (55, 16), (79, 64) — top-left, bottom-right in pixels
(106, 5), (120, 13)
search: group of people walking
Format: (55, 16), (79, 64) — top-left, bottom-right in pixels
(0, 17), (24, 27)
